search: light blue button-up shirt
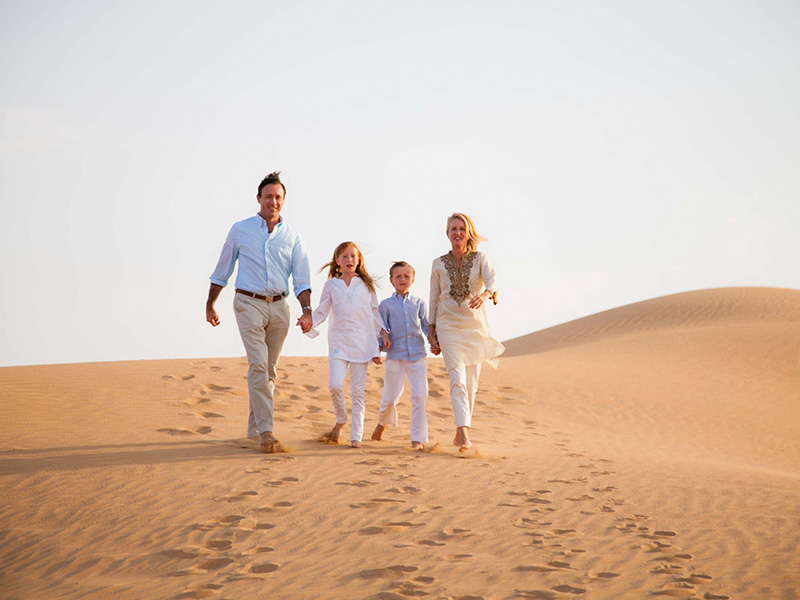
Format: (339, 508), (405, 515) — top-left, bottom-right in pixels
(379, 292), (430, 362)
(210, 215), (311, 298)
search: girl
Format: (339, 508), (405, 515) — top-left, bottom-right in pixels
(308, 242), (389, 448)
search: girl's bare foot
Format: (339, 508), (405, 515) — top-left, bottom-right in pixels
(319, 423), (344, 444)
(411, 441), (424, 450)
(350, 440), (362, 449)
(371, 424), (385, 441)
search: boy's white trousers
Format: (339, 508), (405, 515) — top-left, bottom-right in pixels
(377, 358), (428, 443)
(328, 359), (369, 442)
(448, 363), (482, 428)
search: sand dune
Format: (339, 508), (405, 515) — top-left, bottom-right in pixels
(1, 287), (798, 599)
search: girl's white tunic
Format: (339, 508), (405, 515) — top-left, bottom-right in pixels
(429, 251), (505, 371)
(310, 277), (384, 362)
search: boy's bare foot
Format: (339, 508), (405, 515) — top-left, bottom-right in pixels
(371, 424), (385, 441)
(411, 441), (424, 450)
(350, 440), (362, 449)
(453, 429), (463, 447)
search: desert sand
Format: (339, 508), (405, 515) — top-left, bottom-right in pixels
(1, 286), (799, 599)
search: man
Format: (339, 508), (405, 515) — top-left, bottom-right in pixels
(206, 171), (314, 452)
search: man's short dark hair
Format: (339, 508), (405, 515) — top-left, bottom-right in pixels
(258, 171), (286, 196)
(389, 261), (415, 277)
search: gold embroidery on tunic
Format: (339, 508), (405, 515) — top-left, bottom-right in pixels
(442, 251), (476, 305)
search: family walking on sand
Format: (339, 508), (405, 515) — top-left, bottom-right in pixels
(206, 171), (504, 453)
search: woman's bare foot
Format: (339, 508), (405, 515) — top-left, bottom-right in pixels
(350, 440), (362, 449)
(371, 424), (385, 441)
(411, 441), (424, 450)
(456, 426), (471, 451)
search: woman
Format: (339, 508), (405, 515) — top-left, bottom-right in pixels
(429, 212), (504, 450)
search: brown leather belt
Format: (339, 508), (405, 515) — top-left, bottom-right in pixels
(236, 289), (284, 302)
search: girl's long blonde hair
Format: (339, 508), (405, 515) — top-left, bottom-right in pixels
(447, 212), (486, 254)
(321, 241), (378, 293)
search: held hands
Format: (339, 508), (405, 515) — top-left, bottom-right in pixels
(380, 329), (391, 350)
(429, 332), (441, 356)
(296, 312), (313, 333)
(372, 356), (382, 365)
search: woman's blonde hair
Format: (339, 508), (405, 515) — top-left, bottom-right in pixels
(446, 212), (486, 254)
(321, 241), (378, 293)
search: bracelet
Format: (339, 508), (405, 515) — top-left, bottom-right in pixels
(302, 306), (312, 312)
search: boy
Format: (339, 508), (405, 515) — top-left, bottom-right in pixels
(371, 261), (430, 449)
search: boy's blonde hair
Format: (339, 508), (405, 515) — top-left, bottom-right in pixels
(321, 241), (378, 293)
(389, 260), (415, 278)
(446, 212), (486, 254)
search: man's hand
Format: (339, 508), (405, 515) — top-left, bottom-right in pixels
(206, 304), (220, 327)
(206, 283), (223, 327)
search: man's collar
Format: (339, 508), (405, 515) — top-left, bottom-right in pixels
(258, 214), (283, 228)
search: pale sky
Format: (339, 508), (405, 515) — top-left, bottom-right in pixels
(1, 0), (798, 367)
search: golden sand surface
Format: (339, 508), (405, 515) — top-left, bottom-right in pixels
(1, 287), (798, 599)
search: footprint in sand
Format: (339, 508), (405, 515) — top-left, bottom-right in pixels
(256, 501), (294, 513)
(195, 515), (250, 530)
(567, 494), (596, 502)
(336, 480), (379, 487)
(441, 527), (472, 539)
(359, 522), (424, 535)
(162, 374), (196, 381)
(514, 517), (553, 530)
(583, 571), (620, 581)
(350, 498), (406, 509)
(359, 526), (386, 535)
(196, 557), (234, 571)
(515, 561), (573, 573)
(415, 539), (445, 546)
(358, 565), (418, 579)
(652, 565), (687, 575)
(213, 490), (259, 502)
(199, 411), (224, 419)
(158, 426), (212, 436)
(652, 582), (698, 597)
(409, 505), (443, 514)
(204, 540), (232, 551)
(514, 586), (588, 599)
(266, 477), (300, 487)
(250, 562), (279, 574)
(548, 477), (589, 485)
(386, 485), (421, 494)
(173, 583), (224, 599)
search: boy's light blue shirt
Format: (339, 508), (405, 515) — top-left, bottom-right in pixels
(210, 215), (311, 297)
(379, 292), (430, 362)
